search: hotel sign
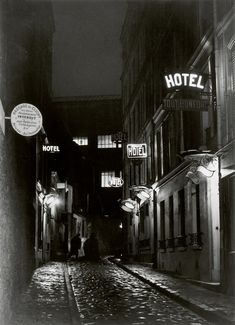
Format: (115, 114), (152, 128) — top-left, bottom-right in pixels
(164, 72), (205, 90)
(127, 143), (147, 159)
(42, 145), (60, 153)
(108, 177), (124, 188)
(163, 98), (210, 111)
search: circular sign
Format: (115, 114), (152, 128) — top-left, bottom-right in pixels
(108, 177), (124, 188)
(11, 103), (42, 136)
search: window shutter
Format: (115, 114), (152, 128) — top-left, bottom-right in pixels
(232, 48), (235, 91)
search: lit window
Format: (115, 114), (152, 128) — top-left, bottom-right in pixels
(101, 171), (115, 187)
(97, 135), (121, 148)
(73, 137), (88, 146)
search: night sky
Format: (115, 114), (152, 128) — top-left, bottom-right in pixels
(52, 0), (127, 97)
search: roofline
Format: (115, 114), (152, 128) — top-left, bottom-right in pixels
(52, 95), (121, 103)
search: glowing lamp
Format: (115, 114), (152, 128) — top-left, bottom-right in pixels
(197, 165), (214, 177)
(120, 199), (136, 212)
(136, 189), (151, 200)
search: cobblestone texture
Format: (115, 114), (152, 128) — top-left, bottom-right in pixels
(11, 259), (235, 325)
(12, 262), (72, 325)
(68, 259), (212, 325)
(112, 259), (235, 324)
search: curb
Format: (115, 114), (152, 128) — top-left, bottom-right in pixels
(63, 263), (82, 325)
(109, 258), (235, 325)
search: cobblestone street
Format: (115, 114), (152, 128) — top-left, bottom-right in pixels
(12, 259), (235, 325)
(68, 259), (212, 325)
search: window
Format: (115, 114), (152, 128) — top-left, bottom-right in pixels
(230, 44), (235, 91)
(156, 129), (162, 179)
(97, 135), (121, 148)
(160, 201), (165, 241)
(169, 195), (174, 239)
(178, 189), (185, 236)
(73, 137), (88, 146)
(192, 184), (201, 233)
(159, 200), (166, 249)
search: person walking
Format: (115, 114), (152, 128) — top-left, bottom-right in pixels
(70, 233), (81, 260)
(83, 232), (100, 261)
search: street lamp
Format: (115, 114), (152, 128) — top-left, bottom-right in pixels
(180, 150), (218, 184)
(129, 185), (152, 203)
(120, 199), (137, 212)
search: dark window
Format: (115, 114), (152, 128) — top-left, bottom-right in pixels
(196, 184), (201, 233)
(160, 201), (165, 241)
(169, 195), (174, 239)
(178, 189), (185, 236)
(163, 120), (170, 174)
(156, 130), (161, 179)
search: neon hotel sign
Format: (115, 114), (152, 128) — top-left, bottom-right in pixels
(164, 73), (205, 90)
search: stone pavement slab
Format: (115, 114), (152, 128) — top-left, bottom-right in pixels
(109, 258), (235, 325)
(12, 261), (75, 325)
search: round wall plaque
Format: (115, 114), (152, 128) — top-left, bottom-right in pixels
(11, 103), (42, 136)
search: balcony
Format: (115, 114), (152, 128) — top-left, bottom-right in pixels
(139, 239), (150, 248)
(189, 232), (203, 250)
(175, 235), (187, 251)
(166, 238), (175, 252)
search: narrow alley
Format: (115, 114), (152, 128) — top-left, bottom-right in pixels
(1, 1), (235, 324)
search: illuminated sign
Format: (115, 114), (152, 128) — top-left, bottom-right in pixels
(108, 177), (124, 188)
(164, 73), (205, 90)
(163, 98), (210, 111)
(42, 145), (60, 153)
(127, 143), (147, 159)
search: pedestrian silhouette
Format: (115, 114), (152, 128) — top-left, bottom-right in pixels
(83, 232), (100, 261)
(70, 233), (81, 260)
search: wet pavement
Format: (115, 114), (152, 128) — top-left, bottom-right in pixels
(109, 258), (235, 325)
(12, 262), (73, 325)
(11, 258), (235, 325)
(68, 259), (212, 325)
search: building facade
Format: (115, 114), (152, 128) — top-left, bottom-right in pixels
(0, 1), (54, 324)
(52, 96), (123, 255)
(121, 0), (235, 294)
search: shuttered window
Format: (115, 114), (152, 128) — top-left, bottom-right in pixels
(232, 48), (235, 91)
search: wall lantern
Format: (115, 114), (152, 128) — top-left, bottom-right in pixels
(129, 185), (152, 203)
(181, 150), (218, 184)
(136, 188), (151, 200)
(120, 199), (137, 212)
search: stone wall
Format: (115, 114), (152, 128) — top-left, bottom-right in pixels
(0, 1), (54, 324)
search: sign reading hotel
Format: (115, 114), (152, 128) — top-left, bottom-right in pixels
(42, 145), (60, 153)
(108, 177), (124, 188)
(127, 143), (147, 159)
(164, 72), (205, 90)
(11, 103), (42, 136)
